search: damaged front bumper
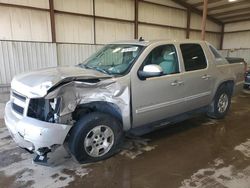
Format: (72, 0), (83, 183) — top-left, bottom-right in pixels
(4, 101), (72, 155)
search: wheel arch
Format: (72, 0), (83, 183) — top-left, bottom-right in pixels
(213, 80), (235, 99)
(72, 101), (123, 125)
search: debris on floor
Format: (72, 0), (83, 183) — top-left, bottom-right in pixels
(235, 139), (250, 158)
(120, 136), (156, 159)
(0, 120), (90, 188)
(180, 139), (250, 188)
(202, 119), (218, 126)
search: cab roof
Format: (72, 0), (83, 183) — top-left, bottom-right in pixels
(110, 39), (208, 47)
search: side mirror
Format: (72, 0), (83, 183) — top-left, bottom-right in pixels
(138, 64), (163, 80)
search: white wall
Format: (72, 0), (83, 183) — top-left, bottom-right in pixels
(0, 6), (51, 42)
(139, 2), (187, 28)
(96, 19), (134, 44)
(0, 0), (224, 88)
(220, 49), (250, 66)
(0, 0), (222, 45)
(223, 20), (250, 49)
(190, 13), (222, 49)
(54, 0), (93, 15)
(0, 0), (49, 8)
(55, 14), (94, 43)
(139, 25), (186, 40)
(95, 0), (134, 20)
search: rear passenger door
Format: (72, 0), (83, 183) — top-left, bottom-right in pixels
(180, 43), (214, 111)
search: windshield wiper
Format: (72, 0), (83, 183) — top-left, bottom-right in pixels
(82, 64), (110, 75)
(92, 66), (110, 75)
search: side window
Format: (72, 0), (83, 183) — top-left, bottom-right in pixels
(209, 45), (223, 59)
(141, 45), (179, 75)
(180, 44), (207, 71)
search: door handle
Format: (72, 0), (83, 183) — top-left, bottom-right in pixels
(171, 81), (178, 86)
(171, 80), (184, 86)
(202, 74), (211, 80)
(178, 81), (184, 85)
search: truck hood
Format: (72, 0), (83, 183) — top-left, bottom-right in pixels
(11, 66), (112, 98)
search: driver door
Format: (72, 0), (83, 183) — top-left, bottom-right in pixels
(131, 44), (188, 127)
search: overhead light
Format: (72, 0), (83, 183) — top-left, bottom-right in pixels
(228, 0), (238, 2)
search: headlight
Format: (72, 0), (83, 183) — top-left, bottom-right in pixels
(27, 97), (61, 123)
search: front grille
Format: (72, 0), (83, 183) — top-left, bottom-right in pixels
(12, 91), (26, 101)
(11, 103), (24, 115)
(11, 90), (28, 116)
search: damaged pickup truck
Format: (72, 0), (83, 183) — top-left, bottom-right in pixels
(5, 40), (246, 164)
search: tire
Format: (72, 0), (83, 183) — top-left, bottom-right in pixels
(207, 85), (232, 119)
(67, 112), (124, 163)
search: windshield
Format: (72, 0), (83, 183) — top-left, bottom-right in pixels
(79, 44), (144, 75)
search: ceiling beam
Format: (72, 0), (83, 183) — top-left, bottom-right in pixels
(208, 0), (250, 11)
(193, 0), (224, 7)
(174, 0), (222, 25)
(211, 7), (250, 17)
(224, 17), (250, 24)
(220, 13), (250, 21)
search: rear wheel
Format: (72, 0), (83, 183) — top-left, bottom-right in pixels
(207, 86), (232, 119)
(68, 112), (123, 163)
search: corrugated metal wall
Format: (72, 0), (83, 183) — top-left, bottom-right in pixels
(0, 0), (225, 91)
(0, 41), (104, 85)
(220, 49), (250, 65)
(190, 13), (221, 49)
(0, 41), (57, 85)
(57, 43), (103, 66)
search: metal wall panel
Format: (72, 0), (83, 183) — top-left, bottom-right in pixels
(0, 41), (57, 85)
(225, 21), (250, 32)
(139, 2), (187, 28)
(138, 24), (186, 40)
(190, 31), (221, 49)
(223, 31), (250, 49)
(220, 49), (250, 65)
(54, 0), (93, 15)
(144, 0), (186, 9)
(96, 19), (134, 44)
(57, 43), (103, 66)
(190, 13), (222, 32)
(0, 0), (49, 8)
(0, 6), (51, 42)
(95, 0), (134, 20)
(55, 14), (94, 43)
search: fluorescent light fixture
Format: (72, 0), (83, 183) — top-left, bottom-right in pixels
(228, 0), (238, 2)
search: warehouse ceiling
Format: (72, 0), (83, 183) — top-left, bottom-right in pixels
(177, 0), (250, 24)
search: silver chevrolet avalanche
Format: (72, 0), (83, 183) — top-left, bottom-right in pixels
(5, 39), (245, 164)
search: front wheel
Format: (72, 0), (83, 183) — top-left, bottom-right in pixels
(207, 86), (232, 119)
(67, 112), (123, 163)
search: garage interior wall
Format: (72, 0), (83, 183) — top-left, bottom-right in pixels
(0, 0), (223, 91)
(220, 20), (250, 65)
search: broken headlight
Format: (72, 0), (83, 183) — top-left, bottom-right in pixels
(27, 97), (61, 123)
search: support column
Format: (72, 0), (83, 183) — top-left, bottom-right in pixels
(220, 24), (224, 50)
(93, 0), (96, 44)
(201, 0), (208, 40)
(186, 8), (191, 39)
(134, 0), (139, 39)
(49, 0), (56, 43)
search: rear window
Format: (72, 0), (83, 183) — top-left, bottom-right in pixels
(180, 44), (207, 71)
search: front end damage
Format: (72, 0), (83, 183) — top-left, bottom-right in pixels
(5, 77), (130, 164)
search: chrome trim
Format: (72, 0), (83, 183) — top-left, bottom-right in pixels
(136, 91), (211, 114)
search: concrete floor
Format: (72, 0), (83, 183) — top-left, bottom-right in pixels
(0, 92), (250, 188)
